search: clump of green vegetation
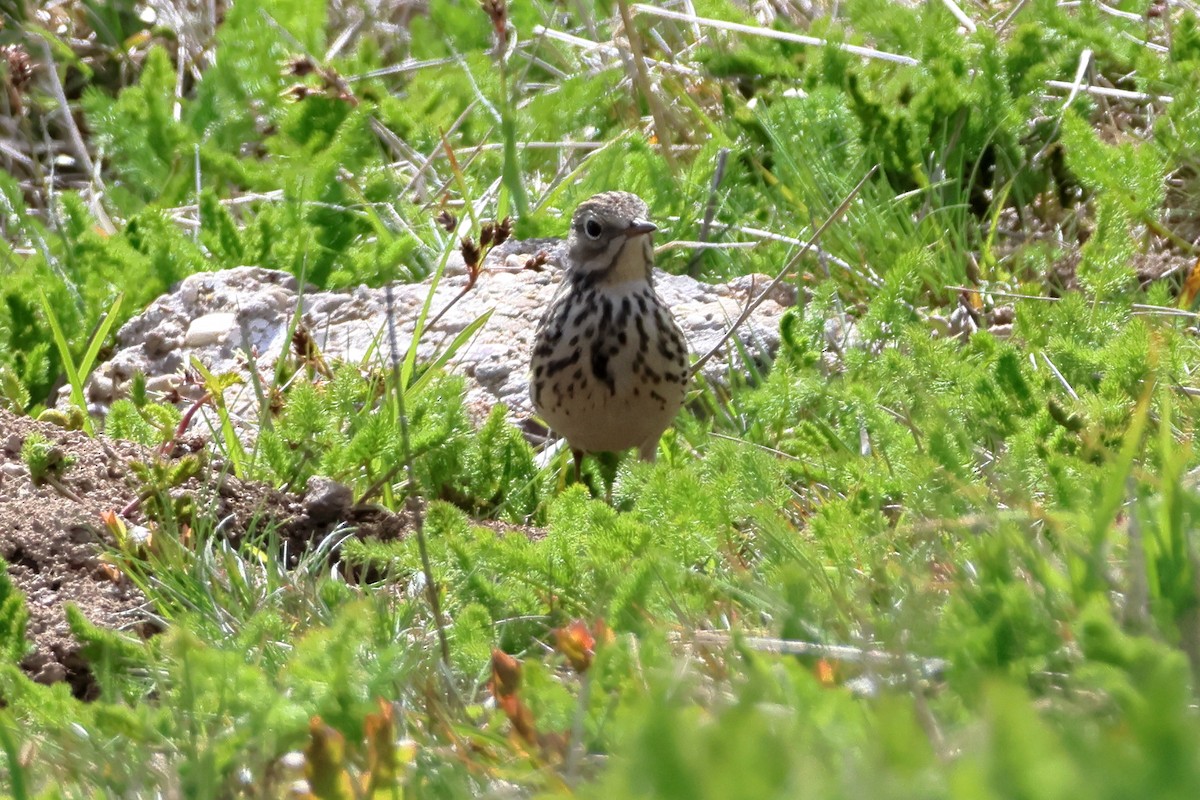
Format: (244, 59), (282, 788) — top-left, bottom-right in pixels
(19, 432), (74, 486)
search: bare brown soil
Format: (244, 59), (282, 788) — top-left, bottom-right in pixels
(0, 406), (407, 697)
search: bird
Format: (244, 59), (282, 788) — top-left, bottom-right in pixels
(530, 191), (690, 487)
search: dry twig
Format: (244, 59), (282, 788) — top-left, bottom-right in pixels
(690, 166), (878, 377)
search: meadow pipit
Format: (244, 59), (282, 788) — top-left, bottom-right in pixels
(531, 192), (689, 481)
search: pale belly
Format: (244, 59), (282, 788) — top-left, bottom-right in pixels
(537, 372), (687, 454)
(531, 280), (690, 456)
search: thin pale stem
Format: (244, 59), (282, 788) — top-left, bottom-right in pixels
(690, 166), (877, 377)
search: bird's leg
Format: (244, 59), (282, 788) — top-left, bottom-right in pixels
(594, 451), (621, 505)
(638, 436), (660, 462)
(572, 448), (584, 485)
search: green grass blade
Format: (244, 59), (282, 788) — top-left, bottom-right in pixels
(189, 357), (247, 479)
(0, 712), (29, 800)
(78, 292), (123, 381)
(400, 250), (455, 390)
(38, 290), (91, 433)
(405, 309), (493, 400)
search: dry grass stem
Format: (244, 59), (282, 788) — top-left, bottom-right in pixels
(631, 5), (920, 66)
(616, 0), (677, 171)
(940, 0), (978, 31)
(691, 631), (949, 677)
(690, 166), (878, 376)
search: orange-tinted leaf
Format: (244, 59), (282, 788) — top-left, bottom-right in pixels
(94, 562), (122, 584)
(507, 699), (538, 747)
(489, 650), (538, 746)
(490, 649), (521, 697)
(99, 509), (122, 534)
(1181, 257), (1200, 308)
(591, 618), (615, 647)
(305, 717), (354, 800)
(440, 131), (463, 176)
(554, 620), (596, 672)
(364, 699), (398, 793)
(815, 658), (837, 686)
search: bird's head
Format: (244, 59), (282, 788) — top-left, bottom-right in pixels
(565, 191), (657, 283)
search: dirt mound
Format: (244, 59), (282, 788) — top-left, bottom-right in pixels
(0, 407), (404, 697)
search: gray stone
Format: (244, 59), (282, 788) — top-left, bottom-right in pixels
(80, 238), (797, 437)
(1, 462), (27, 480)
(303, 476), (354, 524)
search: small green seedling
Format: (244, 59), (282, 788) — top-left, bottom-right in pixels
(20, 432), (75, 485)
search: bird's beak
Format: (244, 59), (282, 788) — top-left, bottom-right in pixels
(624, 220), (657, 237)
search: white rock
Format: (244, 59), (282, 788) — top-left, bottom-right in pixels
(184, 313), (238, 347)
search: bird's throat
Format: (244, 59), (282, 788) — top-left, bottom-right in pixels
(598, 237), (654, 286)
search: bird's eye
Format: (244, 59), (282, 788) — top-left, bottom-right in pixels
(584, 219), (603, 239)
